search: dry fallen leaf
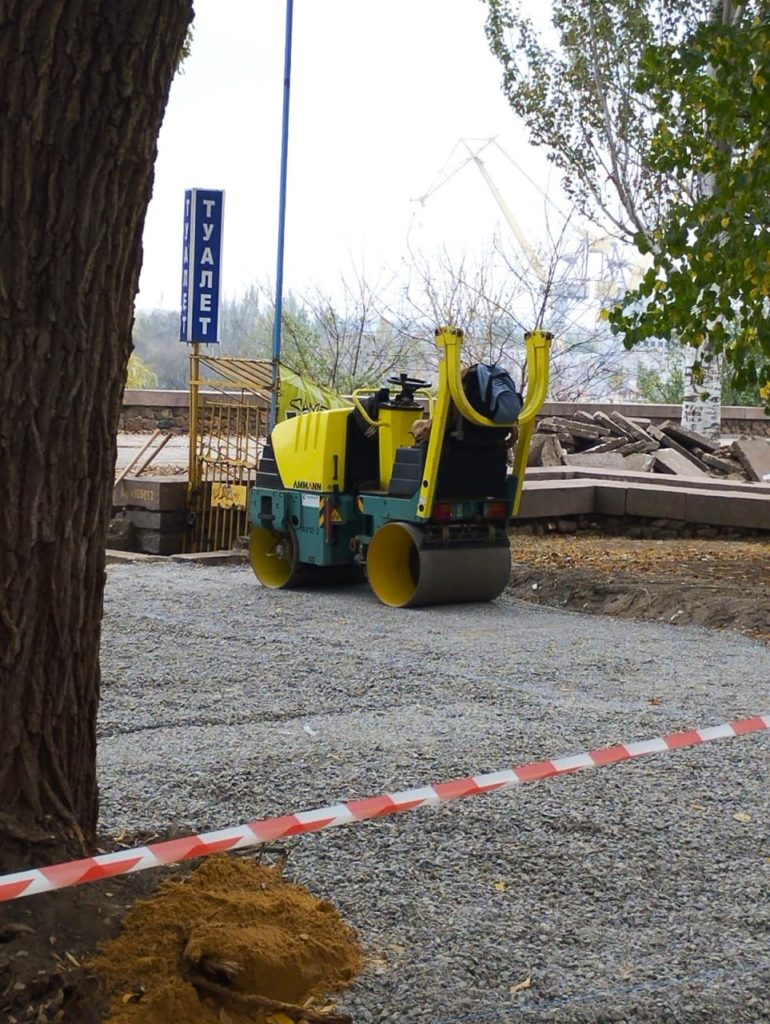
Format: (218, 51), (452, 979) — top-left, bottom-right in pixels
(494, 880), (507, 892)
(733, 811), (752, 823)
(510, 975), (532, 994)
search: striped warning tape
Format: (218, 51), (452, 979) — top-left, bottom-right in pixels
(0, 714), (766, 902)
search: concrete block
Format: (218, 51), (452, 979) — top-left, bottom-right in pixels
(684, 488), (770, 530)
(518, 480), (595, 518)
(127, 508), (188, 531)
(594, 482), (628, 516)
(626, 485), (688, 520)
(113, 476), (188, 511)
(107, 517), (134, 551)
(732, 438), (770, 482)
(135, 529), (186, 555)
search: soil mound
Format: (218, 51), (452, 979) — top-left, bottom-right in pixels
(508, 534), (770, 640)
(92, 856), (361, 1024)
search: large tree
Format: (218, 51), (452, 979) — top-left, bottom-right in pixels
(0, 0), (194, 872)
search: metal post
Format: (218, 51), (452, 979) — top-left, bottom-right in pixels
(187, 342), (200, 551)
(270, 0), (294, 430)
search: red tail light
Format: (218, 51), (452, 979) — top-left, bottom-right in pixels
(432, 502), (452, 521)
(483, 501), (509, 520)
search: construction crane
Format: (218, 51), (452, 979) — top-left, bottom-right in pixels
(415, 138), (643, 317)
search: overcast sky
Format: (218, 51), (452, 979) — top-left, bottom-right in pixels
(137, 0), (560, 311)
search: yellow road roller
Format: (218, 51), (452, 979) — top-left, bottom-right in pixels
(249, 326), (551, 606)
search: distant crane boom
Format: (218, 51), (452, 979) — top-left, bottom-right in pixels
(469, 152), (548, 284)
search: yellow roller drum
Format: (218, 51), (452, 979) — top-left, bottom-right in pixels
(249, 526), (297, 589)
(366, 522), (511, 608)
(250, 525), (365, 589)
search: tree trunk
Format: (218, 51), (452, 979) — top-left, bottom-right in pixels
(680, 1), (744, 438)
(0, 0), (193, 872)
(681, 348), (722, 439)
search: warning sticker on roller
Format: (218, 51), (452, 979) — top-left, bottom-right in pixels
(301, 493), (321, 508)
(331, 509), (344, 524)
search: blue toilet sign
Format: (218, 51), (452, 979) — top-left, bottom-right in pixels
(179, 189), (224, 344)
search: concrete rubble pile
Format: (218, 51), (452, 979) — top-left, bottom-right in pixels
(528, 411), (770, 483)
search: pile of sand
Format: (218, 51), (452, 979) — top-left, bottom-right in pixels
(93, 856), (361, 1024)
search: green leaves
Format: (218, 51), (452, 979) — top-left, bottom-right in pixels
(610, 12), (770, 409)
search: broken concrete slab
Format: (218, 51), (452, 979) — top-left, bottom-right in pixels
(623, 453), (655, 472)
(660, 420), (720, 454)
(732, 437), (770, 482)
(563, 451), (625, 469)
(617, 439), (658, 456)
(541, 418), (611, 440)
(540, 434), (565, 466)
(702, 452), (745, 476)
(571, 410), (599, 425)
(649, 425), (711, 472)
(527, 433), (548, 467)
(587, 436), (629, 454)
(654, 449), (709, 477)
(610, 411), (656, 443)
(592, 410), (631, 437)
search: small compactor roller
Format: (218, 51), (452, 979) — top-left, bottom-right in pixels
(249, 326), (551, 607)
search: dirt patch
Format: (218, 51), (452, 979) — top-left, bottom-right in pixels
(94, 856), (360, 1024)
(0, 859), (178, 1024)
(0, 854), (360, 1024)
(508, 534), (770, 640)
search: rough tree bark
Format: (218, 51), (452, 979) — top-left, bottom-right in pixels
(0, 0), (193, 872)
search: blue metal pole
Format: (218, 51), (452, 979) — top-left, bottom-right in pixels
(270, 0), (294, 430)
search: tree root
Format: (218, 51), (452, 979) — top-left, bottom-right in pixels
(0, 811), (57, 846)
(187, 972), (352, 1023)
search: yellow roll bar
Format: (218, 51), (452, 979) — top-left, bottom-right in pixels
(416, 327), (551, 520)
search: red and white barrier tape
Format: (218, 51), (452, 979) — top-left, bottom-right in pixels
(1, 714), (767, 902)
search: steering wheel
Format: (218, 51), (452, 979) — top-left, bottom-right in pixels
(387, 373), (430, 402)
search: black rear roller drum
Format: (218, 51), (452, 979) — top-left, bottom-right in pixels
(366, 522), (511, 608)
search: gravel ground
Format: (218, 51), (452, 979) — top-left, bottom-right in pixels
(98, 563), (770, 1024)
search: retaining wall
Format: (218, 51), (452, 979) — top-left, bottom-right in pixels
(120, 390), (770, 436)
